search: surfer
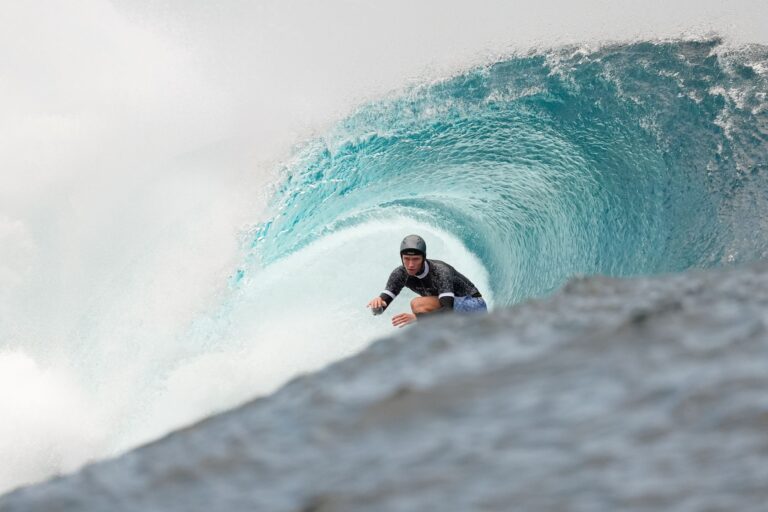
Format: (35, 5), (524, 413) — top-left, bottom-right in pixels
(367, 234), (487, 327)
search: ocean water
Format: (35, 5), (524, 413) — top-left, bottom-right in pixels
(248, 39), (768, 304)
(1, 1), (768, 497)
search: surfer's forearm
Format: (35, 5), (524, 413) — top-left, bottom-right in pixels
(415, 305), (453, 318)
(378, 291), (396, 308)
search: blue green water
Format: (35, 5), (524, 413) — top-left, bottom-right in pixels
(248, 39), (768, 305)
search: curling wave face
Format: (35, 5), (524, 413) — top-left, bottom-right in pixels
(247, 38), (768, 305)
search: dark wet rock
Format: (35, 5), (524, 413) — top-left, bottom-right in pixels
(3, 262), (768, 512)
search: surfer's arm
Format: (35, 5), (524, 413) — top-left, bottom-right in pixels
(378, 267), (407, 310)
(437, 294), (455, 312)
(368, 267), (407, 311)
(432, 267), (456, 314)
(410, 296), (454, 318)
(413, 295), (453, 317)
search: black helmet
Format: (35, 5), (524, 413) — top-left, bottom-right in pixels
(400, 234), (427, 258)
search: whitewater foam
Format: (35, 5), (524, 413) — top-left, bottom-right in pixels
(0, 352), (107, 493)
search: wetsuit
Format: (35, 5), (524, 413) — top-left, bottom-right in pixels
(379, 259), (482, 315)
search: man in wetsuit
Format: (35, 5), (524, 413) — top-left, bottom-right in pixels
(367, 234), (488, 327)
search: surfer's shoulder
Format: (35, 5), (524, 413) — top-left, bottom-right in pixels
(390, 265), (408, 277)
(428, 259), (452, 271)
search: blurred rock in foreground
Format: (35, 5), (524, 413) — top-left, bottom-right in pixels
(3, 262), (768, 512)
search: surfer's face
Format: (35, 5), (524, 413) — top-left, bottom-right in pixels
(402, 254), (424, 275)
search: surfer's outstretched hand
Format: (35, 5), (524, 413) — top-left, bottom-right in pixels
(367, 297), (386, 310)
(392, 313), (416, 328)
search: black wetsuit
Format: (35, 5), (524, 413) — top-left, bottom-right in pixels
(379, 259), (481, 315)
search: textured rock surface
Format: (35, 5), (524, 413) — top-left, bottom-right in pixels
(3, 263), (768, 512)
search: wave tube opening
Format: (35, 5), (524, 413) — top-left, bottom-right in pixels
(245, 39), (768, 306)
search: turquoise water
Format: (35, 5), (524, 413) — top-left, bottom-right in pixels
(248, 39), (768, 305)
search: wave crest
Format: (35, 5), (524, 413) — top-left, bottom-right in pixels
(249, 38), (768, 305)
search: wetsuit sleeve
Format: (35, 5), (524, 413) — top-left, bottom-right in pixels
(379, 267), (407, 309)
(435, 264), (455, 313)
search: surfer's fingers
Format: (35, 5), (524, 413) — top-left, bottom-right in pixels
(392, 314), (409, 326)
